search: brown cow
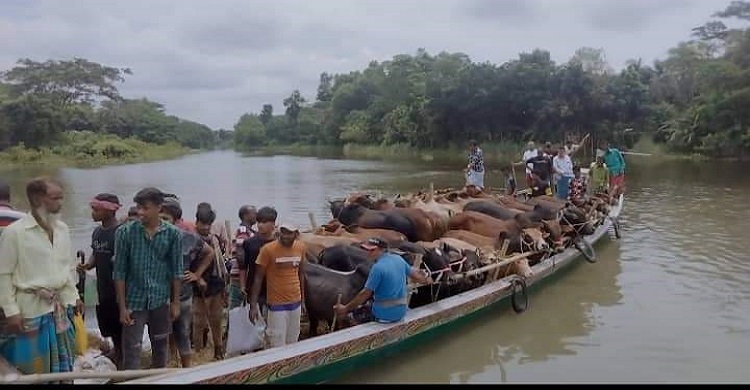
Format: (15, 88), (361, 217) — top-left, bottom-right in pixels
(448, 211), (549, 254)
(298, 233), (361, 258)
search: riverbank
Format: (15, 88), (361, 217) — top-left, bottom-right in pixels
(0, 131), (196, 171)
(239, 142), (527, 167)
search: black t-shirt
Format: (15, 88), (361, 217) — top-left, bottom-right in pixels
(241, 235), (274, 298)
(528, 155), (553, 181)
(91, 224), (120, 306)
(181, 231), (205, 301)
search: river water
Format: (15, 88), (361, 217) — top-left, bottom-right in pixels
(2, 150), (749, 383)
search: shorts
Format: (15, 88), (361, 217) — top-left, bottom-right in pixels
(610, 173), (625, 189)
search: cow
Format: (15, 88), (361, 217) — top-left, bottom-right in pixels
(305, 242), (454, 335)
(329, 200), (447, 242)
(462, 201), (565, 252)
(448, 211), (550, 254)
(313, 221), (407, 245)
(298, 233), (361, 258)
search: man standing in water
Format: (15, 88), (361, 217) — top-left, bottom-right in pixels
(0, 177), (82, 377)
(77, 193), (124, 367)
(465, 140), (485, 191)
(248, 221), (307, 348)
(114, 187), (182, 370)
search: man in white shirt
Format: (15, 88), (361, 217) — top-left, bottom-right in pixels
(552, 146), (575, 200)
(0, 176), (81, 378)
(515, 141), (539, 188)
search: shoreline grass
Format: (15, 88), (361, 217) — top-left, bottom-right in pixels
(0, 131), (196, 171)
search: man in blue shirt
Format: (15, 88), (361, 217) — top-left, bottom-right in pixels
(598, 140), (626, 201)
(334, 237), (432, 324)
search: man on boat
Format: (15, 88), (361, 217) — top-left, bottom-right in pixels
(0, 177), (82, 378)
(526, 150), (553, 196)
(465, 140), (485, 191)
(333, 237), (433, 324)
(193, 205), (229, 361)
(114, 187), (183, 370)
(229, 205), (257, 309)
(589, 156), (610, 195)
(598, 140), (626, 201)
(248, 221), (307, 348)
(552, 145), (575, 200)
(77, 193), (124, 367)
(159, 198), (214, 368)
(1, 180), (25, 234)
(239, 206), (277, 312)
(514, 141), (538, 188)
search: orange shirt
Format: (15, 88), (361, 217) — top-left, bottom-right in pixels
(256, 240), (306, 305)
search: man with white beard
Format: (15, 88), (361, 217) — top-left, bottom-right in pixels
(0, 176), (82, 380)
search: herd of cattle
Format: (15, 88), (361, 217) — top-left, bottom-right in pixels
(290, 188), (614, 336)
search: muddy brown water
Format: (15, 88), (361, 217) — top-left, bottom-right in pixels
(2, 150), (749, 383)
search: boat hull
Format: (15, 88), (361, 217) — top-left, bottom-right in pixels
(124, 195), (624, 385)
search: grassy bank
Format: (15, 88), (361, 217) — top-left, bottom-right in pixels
(242, 142), (528, 167)
(0, 131), (195, 171)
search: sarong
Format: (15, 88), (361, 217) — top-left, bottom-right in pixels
(0, 306), (76, 378)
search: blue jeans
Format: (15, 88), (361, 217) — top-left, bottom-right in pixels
(556, 176), (573, 200)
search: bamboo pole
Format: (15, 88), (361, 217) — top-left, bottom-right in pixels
(1, 367), (179, 384)
(330, 293), (342, 333)
(308, 212), (318, 230)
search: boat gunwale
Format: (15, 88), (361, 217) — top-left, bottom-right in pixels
(123, 194), (624, 385)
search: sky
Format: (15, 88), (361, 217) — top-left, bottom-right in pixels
(0, 0), (729, 130)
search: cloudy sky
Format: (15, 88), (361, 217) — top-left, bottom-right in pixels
(0, 0), (727, 130)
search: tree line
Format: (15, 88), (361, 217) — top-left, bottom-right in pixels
(0, 58), (221, 154)
(234, 1), (750, 159)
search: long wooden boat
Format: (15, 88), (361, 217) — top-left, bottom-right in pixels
(122, 193), (625, 385)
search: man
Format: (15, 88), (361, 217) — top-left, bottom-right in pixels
(159, 198), (214, 368)
(248, 221), (307, 348)
(553, 145), (575, 200)
(527, 149), (553, 196)
(193, 205), (229, 361)
(589, 156), (610, 195)
(1, 180), (25, 234)
(514, 141), (538, 188)
(0, 177), (82, 377)
(465, 140), (485, 191)
(77, 193), (124, 367)
(229, 205), (257, 309)
(114, 187), (182, 370)
(334, 237), (432, 324)
(239, 207), (277, 310)
(599, 140), (626, 201)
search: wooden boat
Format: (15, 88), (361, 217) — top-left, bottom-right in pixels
(123, 193), (625, 385)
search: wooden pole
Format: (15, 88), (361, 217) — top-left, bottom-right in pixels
(330, 293), (342, 333)
(308, 212), (318, 230)
(1, 367), (179, 384)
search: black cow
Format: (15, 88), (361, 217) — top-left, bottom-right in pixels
(329, 201), (419, 242)
(303, 262), (370, 337)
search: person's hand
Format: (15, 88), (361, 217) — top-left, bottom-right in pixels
(120, 309), (134, 326)
(183, 271), (199, 283)
(169, 302), (180, 322)
(75, 299), (84, 315)
(76, 263), (91, 273)
(333, 303), (347, 317)
(248, 304), (260, 324)
(4, 314), (24, 334)
(197, 278), (208, 291)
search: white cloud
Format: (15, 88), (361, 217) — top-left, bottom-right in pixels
(0, 0), (726, 129)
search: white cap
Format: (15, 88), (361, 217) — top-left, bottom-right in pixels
(278, 222), (299, 232)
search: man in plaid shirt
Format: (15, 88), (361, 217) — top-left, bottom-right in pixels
(114, 187), (182, 370)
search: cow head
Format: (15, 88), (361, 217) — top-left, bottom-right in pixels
(521, 227), (550, 252)
(329, 199), (346, 220)
(422, 246), (454, 284)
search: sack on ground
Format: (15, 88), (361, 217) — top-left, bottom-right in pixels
(225, 304), (265, 357)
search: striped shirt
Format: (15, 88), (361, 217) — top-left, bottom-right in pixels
(113, 220), (183, 311)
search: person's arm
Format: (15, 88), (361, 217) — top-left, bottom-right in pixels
(0, 227), (20, 318)
(297, 242), (306, 305)
(408, 267), (433, 285)
(191, 243), (214, 279)
(113, 226), (129, 314)
(340, 288), (373, 314)
(60, 229), (82, 308)
(169, 231), (182, 305)
(248, 246), (269, 307)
